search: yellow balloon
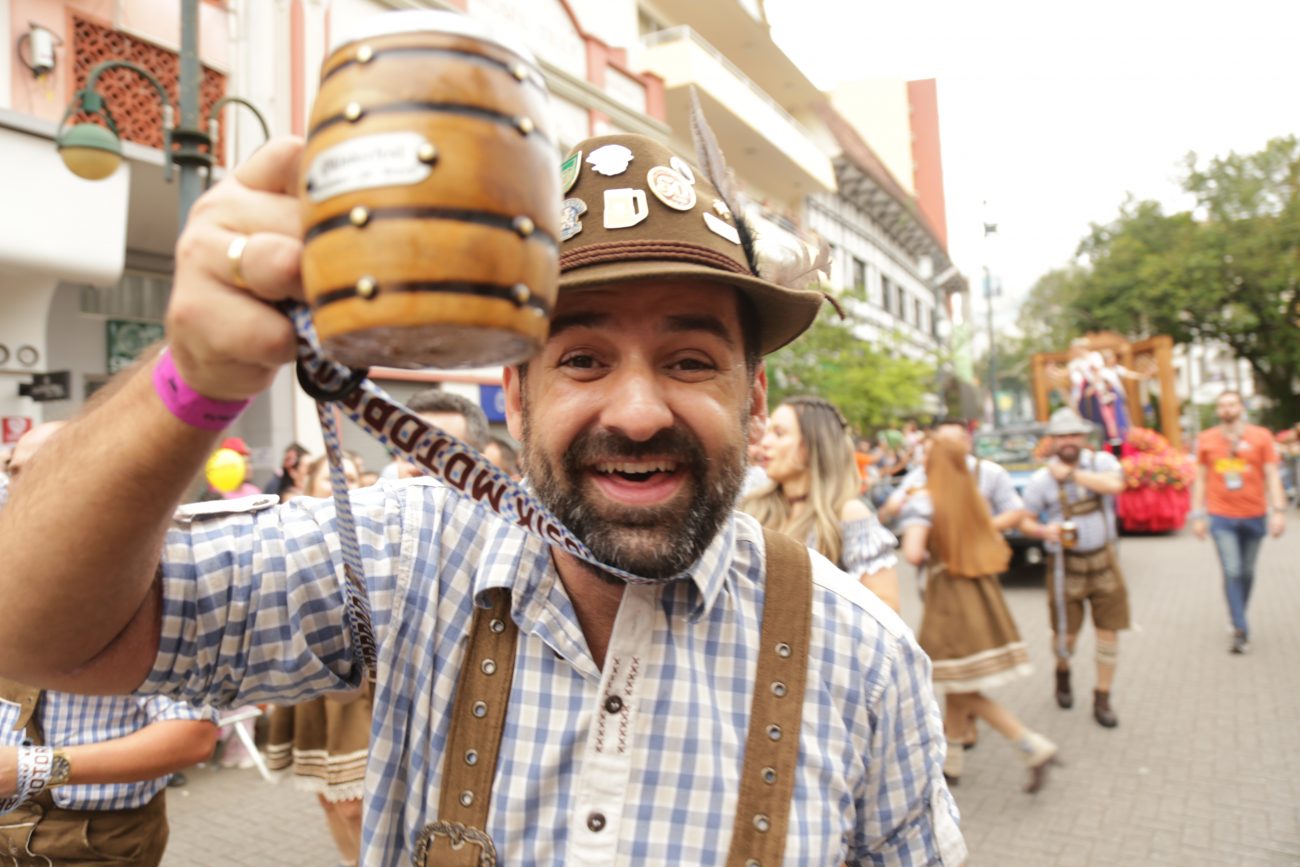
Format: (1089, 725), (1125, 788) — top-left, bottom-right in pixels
(206, 448), (247, 494)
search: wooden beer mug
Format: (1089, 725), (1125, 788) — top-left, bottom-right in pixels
(300, 10), (560, 369)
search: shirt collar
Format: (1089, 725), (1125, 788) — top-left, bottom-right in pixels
(472, 508), (742, 624)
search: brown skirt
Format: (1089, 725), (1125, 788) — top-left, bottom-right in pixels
(918, 566), (1033, 693)
(265, 688), (372, 802)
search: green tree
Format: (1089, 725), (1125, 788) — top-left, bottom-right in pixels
(1046, 136), (1300, 426)
(764, 288), (935, 434)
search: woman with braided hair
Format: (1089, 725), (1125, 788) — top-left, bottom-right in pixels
(897, 436), (1058, 793)
(742, 395), (900, 612)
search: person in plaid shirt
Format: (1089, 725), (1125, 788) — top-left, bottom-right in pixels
(0, 124), (964, 865)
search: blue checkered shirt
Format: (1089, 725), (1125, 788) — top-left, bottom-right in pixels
(146, 479), (965, 865)
(1022, 449), (1122, 552)
(0, 692), (216, 810)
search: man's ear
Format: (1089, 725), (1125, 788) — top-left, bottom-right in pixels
(503, 365), (525, 442)
(749, 362), (768, 443)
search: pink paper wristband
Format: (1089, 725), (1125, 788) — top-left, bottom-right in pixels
(152, 347), (251, 431)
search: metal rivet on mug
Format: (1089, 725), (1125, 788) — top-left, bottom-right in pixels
(647, 165), (697, 211)
(761, 767), (777, 784)
(511, 284), (531, 305)
(515, 116), (535, 136)
(489, 618), (506, 634)
(561, 197), (588, 241)
(349, 206), (369, 227)
(753, 813), (771, 833)
(670, 155), (696, 185)
(767, 724), (782, 741)
(344, 102), (363, 122)
(464, 749), (479, 766)
(417, 143), (438, 164)
(770, 681), (787, 698)
(459, 790), (474, 807)
(481, 659), (497, 676)
(775, 642), (792, 658)
(356, 276), (377, 299)
(472, 701), (487, 719)
(703, 211), (740, 244)
(512, 62), (529, 81)
(587, 144), (634, 176)
(356, 45), (374, 64)
(513, 215), (535, 237)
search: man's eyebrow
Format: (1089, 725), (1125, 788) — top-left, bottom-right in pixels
(547, 311), (611, 338)
(663, 313), (736, 348)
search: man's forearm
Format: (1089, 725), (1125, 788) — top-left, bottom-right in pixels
(61, 719), (219, 786)
(0, 356), (219, 687)
(1076, 469), (1124, 496)
(992, 508), (1027, 532)
(1191, 465), (1207, 513)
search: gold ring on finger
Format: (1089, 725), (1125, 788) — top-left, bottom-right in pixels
(227, 234), (250, 290)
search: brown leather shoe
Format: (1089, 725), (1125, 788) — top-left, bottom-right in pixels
(1093, 690), (1118, 728)
(1055, 668), (1073, 709)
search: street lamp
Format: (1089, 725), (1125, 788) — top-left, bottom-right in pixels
(53, 0), (269, 229)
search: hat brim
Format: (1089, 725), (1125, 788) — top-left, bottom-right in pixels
(1048, 423), (1096, 436)
(559, 259), (824, 356)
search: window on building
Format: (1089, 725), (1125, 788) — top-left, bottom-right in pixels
(914, 298), (922, 329)
(881, 276), (892, 314)
(852, 258), (866, 297)
(898, 289), (909, 324)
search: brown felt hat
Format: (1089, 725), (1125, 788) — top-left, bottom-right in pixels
(557, 134), (824, 355)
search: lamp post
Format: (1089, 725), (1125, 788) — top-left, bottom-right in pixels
(54, 0), (268, 230)
(982, 216), (1001, 429)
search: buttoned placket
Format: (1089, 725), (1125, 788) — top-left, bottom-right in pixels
(566, 582), (658, 865)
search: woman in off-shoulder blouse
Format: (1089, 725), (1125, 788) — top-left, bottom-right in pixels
(742, 396), (900, 611)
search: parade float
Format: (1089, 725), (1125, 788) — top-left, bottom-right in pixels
(1031, 332), (1190, 532)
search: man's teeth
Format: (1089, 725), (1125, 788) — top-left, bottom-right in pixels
(594, 461), (676, 474)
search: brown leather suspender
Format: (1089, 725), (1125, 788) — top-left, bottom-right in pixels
(724, 528), (813, 867)
(414, 588), (519, 867)
(416, 527), (814, 866)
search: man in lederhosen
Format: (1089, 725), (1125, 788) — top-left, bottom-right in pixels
(1020, 408), (1130, 728)
(0, 423), (219, 865)
(0, 125), (964, 864)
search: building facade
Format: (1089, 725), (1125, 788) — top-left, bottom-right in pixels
(0, 0), (967, 473)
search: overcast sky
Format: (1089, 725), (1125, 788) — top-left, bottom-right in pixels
(766, 0), (1300, 336)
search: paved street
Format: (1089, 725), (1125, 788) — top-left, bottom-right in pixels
(163, 514), (1300, 865)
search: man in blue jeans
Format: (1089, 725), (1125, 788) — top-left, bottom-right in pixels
(1190, 391), (1287, 654)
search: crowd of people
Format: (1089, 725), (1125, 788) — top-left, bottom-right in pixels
(0, 124), (1290, 866)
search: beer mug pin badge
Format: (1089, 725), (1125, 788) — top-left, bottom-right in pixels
(647, 166), (696, 211)
(603, 188), (649, 229)
(588, 144), (634, 176)
(561, 197), (588, 241)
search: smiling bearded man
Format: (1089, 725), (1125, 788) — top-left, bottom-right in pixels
(0, 126), (965, 867)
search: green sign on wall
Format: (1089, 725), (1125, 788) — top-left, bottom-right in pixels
(107, 320), (165, 374)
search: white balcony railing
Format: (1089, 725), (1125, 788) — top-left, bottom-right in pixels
(640, 26), (835, 192)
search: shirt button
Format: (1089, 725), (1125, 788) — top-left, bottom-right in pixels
(586, 811), (606, 832)
(603, 695), (623, 714)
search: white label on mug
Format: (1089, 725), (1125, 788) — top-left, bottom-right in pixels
(306, 132), (433, 203)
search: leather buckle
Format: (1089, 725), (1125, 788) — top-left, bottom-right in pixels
(412, 820), (498, 866)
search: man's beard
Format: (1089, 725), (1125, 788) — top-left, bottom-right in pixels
(523, 417), (746, 584)
(1218, 410), (1241, 425)
(1057, 444), (1081, 464)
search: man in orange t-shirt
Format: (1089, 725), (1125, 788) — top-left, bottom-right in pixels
(1190, 390), (1287, 654)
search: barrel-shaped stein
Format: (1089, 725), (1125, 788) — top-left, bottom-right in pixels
(300, 10), (560, 369)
